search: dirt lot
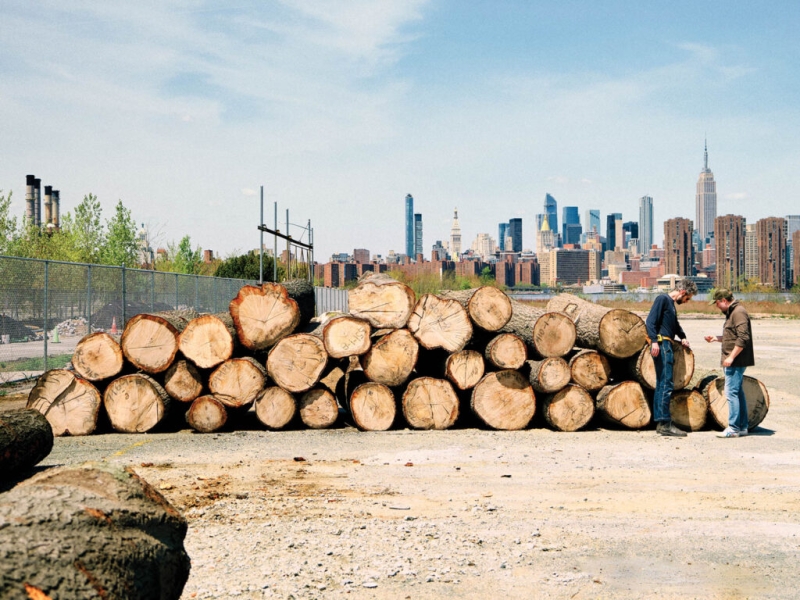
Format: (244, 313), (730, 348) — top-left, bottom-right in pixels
(4, 317), (800, 599)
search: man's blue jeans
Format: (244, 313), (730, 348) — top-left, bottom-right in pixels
(724, 366), (749, 432)
(653, 341), (674, 423)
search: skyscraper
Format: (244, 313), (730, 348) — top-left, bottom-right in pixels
(606, 213), (622, 251)
(622, 222), (638, 250)
(638, 196), (653, 256)
(664, 217), (694, 276)
(404, 194), (414, 257)
(450, 207), (462, 258)
(696, 141), (717, 245)
(498, 222), (509, 252)
(508, 218), (523, 253)
(757, 217), (786, 289)
(414, 213), (423, 257)
(745, 224), (758, 281)
(584, 209), (600, 235)
(714, 214), (746, 290)
(544, 194), (558, 234)
(562, 206), (581, 245)
(785, 215), (800, 286)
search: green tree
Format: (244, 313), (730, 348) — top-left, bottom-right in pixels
(0, 189), (17, 255)
(172, 235), (203, 274)
(214, 251), (280, 281)
(102, 201), (139, 266)
(71, 194), (105, 263)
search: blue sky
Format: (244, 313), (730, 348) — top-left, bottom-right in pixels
(2, 1), (798, 260)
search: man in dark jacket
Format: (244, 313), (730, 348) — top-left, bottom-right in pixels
(645, 279), (698, 437)
(705, 288), (754, 438)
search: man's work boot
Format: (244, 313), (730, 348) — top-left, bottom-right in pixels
(657, 421), (688, 437)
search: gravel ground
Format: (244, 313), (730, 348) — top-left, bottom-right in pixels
(8, 317), (800, 599)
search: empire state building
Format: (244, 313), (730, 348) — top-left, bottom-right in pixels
(696, 141), (717, 245)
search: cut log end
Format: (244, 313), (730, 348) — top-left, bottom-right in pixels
(322, 315), (372, 358)
(348, 273), (416, 329)
(104, 374), (171, 433)
(349, 382), (396, 431)
(401, 377), (459, 430)
(299, 388), (339, 429)
(471, 370), (536, 431)
(186, 395), (228, 433)
(670, 390), (707, 432)
(120, 313), (181, 374)
(445, 350), (485, 390)
(362, 329), (419, 387)
(27, 370), (102, 436)
(179, 313), (235, 369)
(598, 310), (648, 358)
(255, 387), (297, 429)
(209, 357), (268, 408)
(569, 349), (611, 392)
(71, 332), (124, 381)
(407, 294), (473, 353)
(532, 312), (577, 358)
(596, 381), (651, 429)
(164, 359), (204, 403)
(229, 284), (300, 351)
(485, 333), (527, 370)
(267, 334), (328, 393)
(468, 286), (513, 331)
(541, 384), (595, 432)
(702, 374), (770, 430)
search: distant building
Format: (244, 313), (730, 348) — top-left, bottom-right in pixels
(450, 207), (462, 258)
(786, 215), (800, 286)
(546, 249), (591, 286)
(664, 217), (694, 277)
(696, 141), (717, 246)
(544, 194), (558, 234)
(471, 233), (496, 261)
(606, 213), (622, 251)
(745, 224), (759, 281)
(405, 194), (414, 258)
(794, 229), (800, 287)
(757, 217), (787, 289)
(498, 222), (508, 252)
(137, 223), (155, 268)
(353, 248), (370, 264)
(714, 214), (746, 291)
(537, 217), (555, 256)
(638, 196), (653, 256)
(508, 218), (523, 253)
(414, 214), (423, 258)
(584, 209), (600, 235)
(431, 240), (447, 261)
(562, 206), (580, 245)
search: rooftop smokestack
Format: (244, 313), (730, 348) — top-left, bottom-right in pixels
(52, 190), (60, 227)
(44, 185), (53, 225)
(33, 177), (41, 227)
(25, 175), (35, 223)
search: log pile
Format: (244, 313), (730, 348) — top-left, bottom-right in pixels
(26, 275), (770, 435)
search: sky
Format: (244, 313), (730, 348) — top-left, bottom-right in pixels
(2, 1), (799, 261)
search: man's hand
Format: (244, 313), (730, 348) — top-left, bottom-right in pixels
(681, 339), (690, 348)
(722, 357), (734, 367)
(650, 342), (660, 358)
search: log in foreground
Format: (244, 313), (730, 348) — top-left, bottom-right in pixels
(484, 333), (527, 370)
(568, 349), (611, 392)
(546, 293), (646, 359)
(178, 312), (236, 369)
(298, 388), (339, 429)
(525, 357), (571, 394)
(445, 349), (485, 390)
(595, 381), (651, 429)
(121, 310), (197, 374)
(0, 463), (190, 600)
(471, 370), (536, 431)
(362, 329), (419, 387)
(267, 333), (328, 393)
(541, 384), (595, 432)
(499, 300), (576, 358)
(209, 357), (268, 408)
(163, 359), (204, 403)
(27, 369), (102, 436)
(0, 409), (53, 478)
(348, 272), (416, 329)
(441, 287), (513, 331)
(255, 387), (297, 429)
(321, 315), (372, 358)
(71, 331), (124, 381)
(349, 382), (396, 431)
(699, 374), (770, 430)
(186, 395), (228, 433)
(619, 343), (694, 390)
(401, 377), (460, 430)
(104, 374), (171, 433)
(670, 390), (707, 432)
(228, 284), (300, 351)
(407, 294), (473, 353)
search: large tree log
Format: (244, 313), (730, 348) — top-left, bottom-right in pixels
(484, 333), (527, 370)
(321, 315), (372, 358)
(595, 381), (651, 429)
(697, 374), (770, 430)
(670, 390), (708, 432)
(163, 358), (204, 403)
(278, 278), (316, 331)
(444, 350), (485, 390)
(209, 357), (268, 408)
(440, 287), (513, 331)
(361, 329), (419, 387)
(186, 394), (228, 433)
(267, 333), (328, 393)
(546, 293), (646, 358)
(120, 309), (197, 374)
(0, 409), (53, 478)
(348, 272), (416, 329)
(615, 343), (695, 390)
(254, 387), (297, 429)
(498, 299), (577, 358)
(104, 374), (172, 433)
(348, 382), (396, 431)
(228, 284), (300, 352)
(178, 312), (236, 369)
(568, 349), (611, 392)
(540, 384), (595, 432)
(0, 463), (190, 600)
(470, 370), (536, 430)
(524, 357), (571, 393)
(407, 294), (473, 352)
(298, 388), (339, 429)
(27, 369), (102, 436)
(401, 377), (460, 430)
(71, 332), (124, 381)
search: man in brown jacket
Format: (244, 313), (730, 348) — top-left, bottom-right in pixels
(705, 289), (754, 438)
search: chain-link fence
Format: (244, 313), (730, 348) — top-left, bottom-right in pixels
(0, 255), (348, 380)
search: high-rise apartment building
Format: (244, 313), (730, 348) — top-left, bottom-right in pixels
(714, 214), (746, 290)
(696, 141), (717, 245)
(404, 194), (414, 257)
(664, 217), (694, 276)
(472, 233), (496, 260)
(638, 196), (653, 257)
(562, 206), (581, 245)
(606, 213), (622, 251)
(757, 217), (786, 289)
(498, 222), (509, 252)
(450, 207), (462, 258)
(544, 194), (558, 234)
(414, 214), (423, 258)
(547, 249), (591, 286)
(622, 221), (638, 252)
(745, 224), (758, 281)
(508, 218), (523, 253)
(584, 209), (600, 235)
(353, 248), (370, 264)
(785, 215), (800, 286)
(794, 229), (800, 287)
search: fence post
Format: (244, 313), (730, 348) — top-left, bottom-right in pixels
(175, 273), (179, 309)
(213, 278), (217, 313)
(195, 276), (199, 311)
(151, 270), (155, 311)
(121, 265), (127, 327)
(43, 260), (49, 372)
(87, 264), (92, 333)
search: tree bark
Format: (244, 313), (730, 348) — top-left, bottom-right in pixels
(568, 349), (611, 392)
(321, 315), (372, 358)
(266, 333), (328, 393)
(186, 394), (228, 433)
(103, 374), (172, 433)
(163, 358), (204, 403)
(277, 278), (316, 331)
(401, 377), (460, 430)
(498, 299), (576, 358)
(470, 370), (536, 430)
(546, 293), (646, 358)
(120, 310), (197, 374)
(0, 409), (53, 477)
(595, 381), (651, 429)
(228, 284), (301, 352)
(298, 388), (339, 429)
(540, 384), (595, 432)
(616, 342), (694, 390)
(484, 333), (527, 369)
(27, 369), (102, 436)
(698, 373), (770, 430)
(178, 312), (236, 369)
(0, 463), (190, 600)
(407, 294), (473, 352)
(254, 387), (297, 429)
(440, 287), (513, 331)
(524, 357), (571, 393)
(71, 332), (124, 381)
(209, 357), (268, 408)
(347, 272), (416, 329)
(669, 390), (707, 432)
(348, 382), (396, 431)
(444, 349), (485, 390)
(361, 328), (419, 387)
